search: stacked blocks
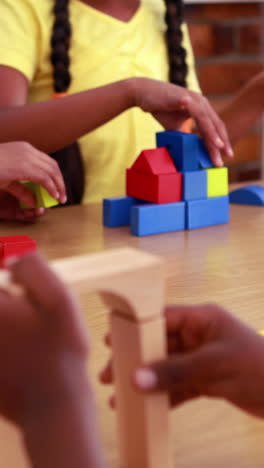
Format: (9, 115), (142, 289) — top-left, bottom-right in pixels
(20, 181), (59, 209)
(103, 131), (229, 236)
(0, 235), (37, 268)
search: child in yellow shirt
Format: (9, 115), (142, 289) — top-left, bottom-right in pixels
(0, 0), (232, 205)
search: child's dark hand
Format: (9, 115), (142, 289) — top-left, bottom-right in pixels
(0, 253), (89, 426)
(101, 304), (264, 419)
(0, 142), (66, 206)
(134, 305), (264, 419)
(0, 190), (45, 222)
(131, 77), (233, 167)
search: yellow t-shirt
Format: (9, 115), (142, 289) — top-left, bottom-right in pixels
(0, 0), (200, 203)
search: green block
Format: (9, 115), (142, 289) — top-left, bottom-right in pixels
(206, 167), (228, 198)
(20, 181), (59, 209)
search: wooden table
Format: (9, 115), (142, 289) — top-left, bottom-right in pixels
(1, 199), (264, 468)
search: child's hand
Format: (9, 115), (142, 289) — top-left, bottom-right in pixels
(134, 305), (264, 419)
(0, 190), (45, 222)
(0, 142), (67, 206)
(101, 304), (264, 419)
(131, 78), (233, 167)
(0, 253), (89, 425)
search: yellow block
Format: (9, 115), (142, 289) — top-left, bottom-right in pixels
(206, 167), (228, 198)
(20, 181), (59, 209)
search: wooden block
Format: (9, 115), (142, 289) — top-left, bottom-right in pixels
(111, 313), (170, 468)
(0, 235), (36, 268)
(0, 248), (170, 468)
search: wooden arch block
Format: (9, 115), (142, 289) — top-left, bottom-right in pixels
(0, 248), (170, 468)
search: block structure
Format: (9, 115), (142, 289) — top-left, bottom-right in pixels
(186, 196), (229, 229)
(0, 235), (36, 268)
(103, 130), (230, 236)
(20, 181), (59, 209)
(206, 168), (228, 198)
(183, 171), (207, 201)
(131, 202), (186, 236)
(156, 131), (199, 172)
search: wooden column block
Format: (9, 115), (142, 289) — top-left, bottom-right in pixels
(0, 248), (170, 468)
(111, 313), (170, 468)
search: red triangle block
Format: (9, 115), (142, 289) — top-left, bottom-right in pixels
(131, 147), (177, 175)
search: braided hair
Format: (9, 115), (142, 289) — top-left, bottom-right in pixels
(50, 0), (188, 204)
(164, 0), (188, 87)
(50, 0), (85, 205)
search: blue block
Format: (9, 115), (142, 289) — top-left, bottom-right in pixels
(183, 171), (207, 201)
(156, 131), (199, 172)
(186, 196), (229, 229)
(103, 197), (146, 227)
(198, 139), (214, 169)
(131, 202), (186, 236)
(229, 184), (264, 205)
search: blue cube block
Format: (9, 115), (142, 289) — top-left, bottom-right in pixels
(103, 197), (145, 227)
(183, 171), (207, 201)
(198, 139), (214, 169)
(186, 196), (229, 230)
(156, 130), (199, 172)
(131, 202), (186, 237)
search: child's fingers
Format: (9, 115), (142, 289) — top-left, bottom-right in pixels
(204, 101), (233, 159)
(9, 253), (89, 353)
(36, 155), (67, 204)
(133, 345), (226, 398)
(5, 182), (36, 208)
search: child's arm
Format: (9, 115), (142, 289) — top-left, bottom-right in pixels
(134, 305), (264, 419)
(0, 254), (107, 468)
(102, 304), (264, 419)
(219, 71), (264, 144)
(0, 67), (232, 167)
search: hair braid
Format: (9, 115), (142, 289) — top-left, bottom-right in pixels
(164, 0), (188, 87)
(50, 0), (85, 205)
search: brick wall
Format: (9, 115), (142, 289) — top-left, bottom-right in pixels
(186, 2), (264, 181)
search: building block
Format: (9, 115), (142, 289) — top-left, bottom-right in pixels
(183, 170), (207, 201)
(0, 235), (37, 268)
(156, 130), (199, 172)
(20, 181), (59, 209)
(206, 167), (228, 198)
(197, 139), (214, 169)
(229, 184), (264, 205)
(0, 248), (171, 468)
(111, 313), (170, 468)
(186, 196), (229, 229)
(131, 202), (186, 236)
(126, 169), (182, 204)
(131, 147), (177, 175)
(103, 196), (147, 227)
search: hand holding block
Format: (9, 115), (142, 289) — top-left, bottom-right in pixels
(20, 181), (59, 209)
(0, 248), (170, 468)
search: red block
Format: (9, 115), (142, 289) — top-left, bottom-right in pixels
(0, 235), (37, 268)
(126, 169), (182, 204)
(131, 147), (177, 175)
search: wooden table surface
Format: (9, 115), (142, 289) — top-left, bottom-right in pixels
(1, 196), (264, 468)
